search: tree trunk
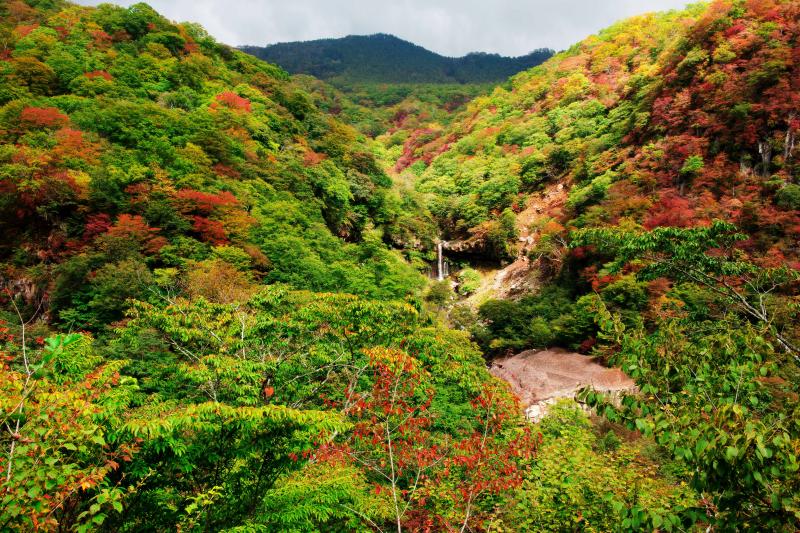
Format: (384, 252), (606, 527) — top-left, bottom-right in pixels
(758, 139), (772, 177)
(784, 113), (796, 165)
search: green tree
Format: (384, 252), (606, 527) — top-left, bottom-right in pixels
(572, 221), (800, 359)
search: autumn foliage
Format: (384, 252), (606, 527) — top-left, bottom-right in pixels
(318, 347), (535, 530)
(103, 214), (167, 253)
(174, 188), (238, 214)
(3, 0), (800, 530)
(84, 70), (113, 81)
(19, 106), (69, 129)
(0, 0), (414, 328)
(211, 91), (252, 113)
(403, 0), (800, 269)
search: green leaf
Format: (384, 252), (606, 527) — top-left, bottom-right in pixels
(725, 446), (738, 461)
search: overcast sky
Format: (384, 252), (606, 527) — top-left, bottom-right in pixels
(75, 0), (692, 57)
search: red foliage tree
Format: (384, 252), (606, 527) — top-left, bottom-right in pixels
(422, 384), (537, 531)
(104, 214), (166, 253)
(644, 193), (696, 230)
(317, 348), (444, 531)
(211, 92), (252, 113)
(106, 214), (153, 239)
(84, 70), (113, 81)
(52, 128), (99, 164)
(88, 29), (112, 48)
(318, 348), (535, 531)
(19, 107), (69, 129)
(174, 189), (238, 215)
(303, 150), (328, 167)
(83, 213), (112, 242)
(14, 24), (39, 38)
(191, 216), (228, 245)
(1, 154), (81, 220)
(183, 40), (200, 54)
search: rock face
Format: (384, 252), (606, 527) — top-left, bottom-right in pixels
(459, 181), (571, 304)
(0, 276), (48, 314)
(489, 348), (637, 422)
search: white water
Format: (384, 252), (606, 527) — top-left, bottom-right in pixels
(437, 241), (448, 281)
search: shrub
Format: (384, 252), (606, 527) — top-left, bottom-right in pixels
(425, 280), (454, 307)
(527, 316), (554, 347)
(184, 259), (255, 303)
(567, 171), (614, 212)
(87, 259), (153, 326)
(776, 184), (800, 210)
(502, 401), (694, 532)
(212, 91), (252, 113)
(211, 245), (253, 270)
(457, 267), (482, 295)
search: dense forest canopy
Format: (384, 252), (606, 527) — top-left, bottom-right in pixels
(1, 0), (799, 531)
(240, 35), (553, 141)
(0, 0), (439, 332)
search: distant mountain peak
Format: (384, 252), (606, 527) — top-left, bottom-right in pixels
(240, 35), (553, 86)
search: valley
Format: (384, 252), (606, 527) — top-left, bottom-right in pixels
(0, 0), (799, 531)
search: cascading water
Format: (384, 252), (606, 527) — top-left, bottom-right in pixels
(436, 240), (449, 281)
(437, 241), (443, 281)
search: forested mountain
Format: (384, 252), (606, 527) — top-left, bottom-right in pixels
(1, 0), (800, 531)
(240, 34), (554, 86)
(0, 0), (437, 321)
(239, 35), (544, 140)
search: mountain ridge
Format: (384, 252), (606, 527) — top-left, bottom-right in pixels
(240, 33), (554, 85)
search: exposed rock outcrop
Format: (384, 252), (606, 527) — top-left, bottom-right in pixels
(489, 348), (637, 422)
(0, 275), (48, 313)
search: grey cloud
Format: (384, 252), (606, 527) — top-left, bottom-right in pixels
(75, 0), (692, 56)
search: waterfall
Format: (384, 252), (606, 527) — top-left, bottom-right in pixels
(437, 240), (448, 281)
(437, 241), (444, 281)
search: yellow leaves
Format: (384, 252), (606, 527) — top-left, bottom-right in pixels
(67, 170), (91, 199)
(652, 294), (687, 321)
(540, 219), (565, 236)
(364, 346), (420, 372)
(184, 259), (256, 304)
(153, 268), (179, 288)
(176, 142), (213, 170)
(217, 209), (257, 243)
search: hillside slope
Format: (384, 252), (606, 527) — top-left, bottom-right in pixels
(0, 0), (435, 332)
(241, 34), (553, 86)
(383, 1), (800, 528)
(2, 0), (800, 531)
(395, 1), (800, 266)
